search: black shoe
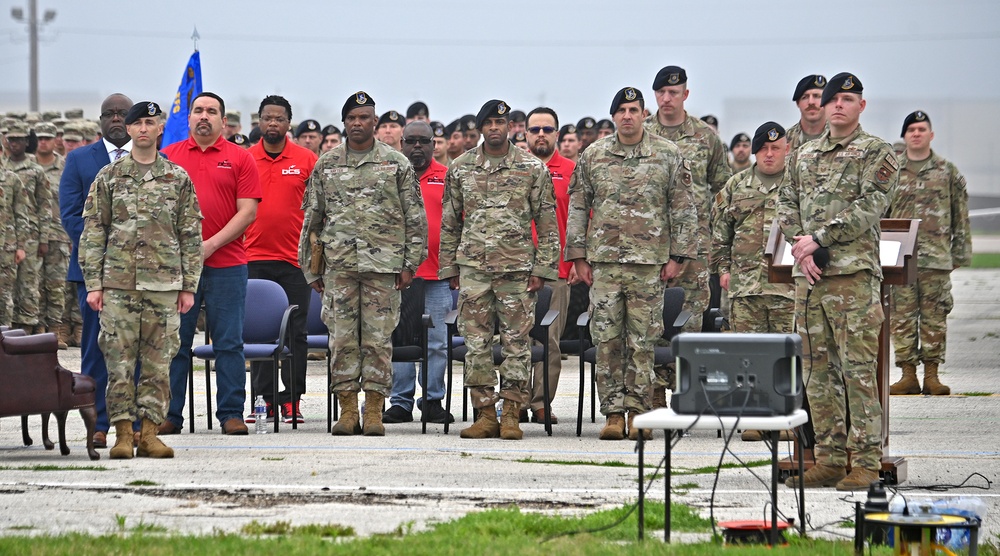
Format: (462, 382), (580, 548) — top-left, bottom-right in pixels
(382, 405), (413, 423)
(421, 399), (455, 424)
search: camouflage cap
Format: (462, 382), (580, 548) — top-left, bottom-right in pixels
(52, 117), (68, 129)
(82, 121), (99, 141)
(225, 110), (241, 124)
(34, 121), (58, 138)
(900, 110), (931, 138)
(25, 111), (41, 123)
(41, 110), (61, 121)
(6, 111), (27, 120)
(0, 118), (13, 134)
(250, 112), (259, 124)
(64, 108), (84, 119)
(5, 121), (30, 138)
(821, 72), (863, 106)
(62, 122), (85, 142)
(751, 122), (786, 154)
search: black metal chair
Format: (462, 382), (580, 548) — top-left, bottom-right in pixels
(576, 286), (689, 436)
(444, 285), (559, 435)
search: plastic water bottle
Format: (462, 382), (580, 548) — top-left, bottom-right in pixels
(254, 396), (268, 434)
(496, 400), (503, 419)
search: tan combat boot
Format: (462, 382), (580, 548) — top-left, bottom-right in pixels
(332, 392), (362, 435)
(922, 362), (951, 395)
(627, 411), (652, 440)
(54, 322), (71, 350)
(651, 386), (667, 409)
(460, 406), (500, 439)
(109, 421), (134, 460)
(362, 391), (386, 436)
(785, 464), (846, 488)
(889, 362), (921, 395)
(599, 413), (626, 441)
(71, 323), (82, 347)
(836, 467), (880, 491)
(499, 399), (523, 440)
(137, 418), (174, 458)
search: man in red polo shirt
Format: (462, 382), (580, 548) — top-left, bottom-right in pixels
(383, 121), (454, 424)
(160, 92), (262, 436)
(525, 107), (576, 425)
(244, 95), (318, 424)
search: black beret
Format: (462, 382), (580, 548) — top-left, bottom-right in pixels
(228, 133), (248, 146)
(248, 127), (261, 143)
(558, 124), (577, 143)
(701, 114), (718, 127)
(341, 90), (375, 121)
(406, 101), (428, 119)
(460, 114), (477, 131)
(900, 110), (930, 137)
(609, 86), (643, 115)
(793, 74), (827, 101)
(596, 119), (614, 132)
(509, 110), (526, 123)
(296, 119), (321, 137)
(124, 101), (163, 125)
(652, 65), (687, 90)
(512, 131), (527, 143)
(475, 100), (510, 129)
(321, 124), (341, 136)
(730, 133), (750, 150)
(577, 117), (596, 130)
(751, 121), (786, 154)
(430, 121), (445, 137)
(378, 110), (404, 127)
(821, 72), (863, 107)
(444, 119), (461, 136)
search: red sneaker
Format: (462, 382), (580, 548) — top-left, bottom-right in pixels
(282, 401), (305, 424)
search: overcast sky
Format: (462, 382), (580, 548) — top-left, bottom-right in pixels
(2, 0), (999, 142)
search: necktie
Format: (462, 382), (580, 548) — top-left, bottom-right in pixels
(113, 148), (126, 160)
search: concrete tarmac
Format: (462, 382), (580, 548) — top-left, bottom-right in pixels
(2, 267), (998, 545)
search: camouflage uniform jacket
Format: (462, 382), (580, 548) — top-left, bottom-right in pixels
(80, 154), (204, 293)
(711, 165), (794, 299)
(785, 121), (827, 152)
(438, 143), (559, 280)
(778, 125), (898, 279)
(39, 153), (71, 244)
(6, 157), (51, 243)
(643, 112), (732, 255)
(299, 140), (426, 283)
(886, 150), (971, 270)
(564, 132), (698, 265)
(0, 168), (31, 253)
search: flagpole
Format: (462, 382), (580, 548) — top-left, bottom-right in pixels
(192, 26), (199, 51)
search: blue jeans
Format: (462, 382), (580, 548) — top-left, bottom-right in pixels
(390, 279), (450, 411)
(166, 265), (248, 428)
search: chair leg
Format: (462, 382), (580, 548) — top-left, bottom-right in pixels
(444, 352), (453, 435)
(542, 341), (552, 437)
(420, 354), (429, 435)
(205, 358), (214, 431)
(577, 340), (585, 437)
(590, 360), (596, 423)
(273, 356), (280, 433)
(188, 358), (195, 434)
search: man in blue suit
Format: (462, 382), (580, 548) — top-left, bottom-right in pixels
(59, 93), (133, 448)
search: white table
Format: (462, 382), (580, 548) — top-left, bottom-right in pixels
(632, 408), (810, 544)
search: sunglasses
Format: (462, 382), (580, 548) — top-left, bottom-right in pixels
(402, 137), (432, 145)
(527, 126), (556, 134)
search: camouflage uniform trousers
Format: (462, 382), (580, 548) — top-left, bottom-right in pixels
(323, 271), (398, 397)
(457, 267), (535, 408)
(591, 263), (664, 416)
(98, 289), (179, 424)
(12, 240), (41, 325)
(890, 269), (952, 366)
(529, 277), (569, 412)
(795, 271), (884, 470)
(38, 240), (69, 328)
(64, 287), (82, 327)
(730, 295), (795, 333)
(0, 251), (16, 325)
(655, 257), (709, 389)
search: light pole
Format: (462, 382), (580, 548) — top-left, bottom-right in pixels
(10, 0), (56, 111)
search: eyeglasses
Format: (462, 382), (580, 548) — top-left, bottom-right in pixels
(260, 116), (289, 124)
(527, 126), (556, 134)
(402, 137), (432, 145)
(100, 110), (128, 120)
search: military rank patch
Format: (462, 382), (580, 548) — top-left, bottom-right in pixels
(875, 154), (898, 187)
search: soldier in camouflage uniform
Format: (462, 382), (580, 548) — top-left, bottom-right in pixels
(32, 122), (72, 347)
(566, 87), (697, 441)
(643, 65), (732, 405)
(81, 102), (203, 459)
(778, 73), (897, 491)
(886, 111), (971, 396)
(439, 99), (559, 441)
(0, 168), (30, 325)
(786, 75), (828, 151)
(3, 122), (53, 333)
(300, 91), (426, 437)
(712, 122), (797, 442)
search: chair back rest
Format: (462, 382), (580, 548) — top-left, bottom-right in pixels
(307, 289), (328, 335)
(243, 279), (291, 344)
(528, 284), (553, 344)
(392, 278), (426, 349)
(661, 286), (686, 341)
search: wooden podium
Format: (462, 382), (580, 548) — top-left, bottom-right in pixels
(765, 218), (919, 484)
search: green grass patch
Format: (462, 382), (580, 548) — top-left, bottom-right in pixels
(510, 457), (634, 468)
(7, 525), (34, 531)
(674, 458), (771, 476)
(961, 391), (994, 396)
(261, 457), (285, 461)
(241, 520), (355, 538)
(971, 252), (1000, 268)
(126, 480), (158, 486)
(129, 521), (168, 534)
(0, 464), (106, 472)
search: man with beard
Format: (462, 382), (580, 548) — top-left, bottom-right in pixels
(523, 107), (575, 425)
(729, 133), (752, 173)
(59, 93), (133, 448)
(787, 74), (828, 150)
(383, 121), (454, 425)
(244, 95), (318, 424)
(161, 92), (261, 436)
(440, 100), (559, 441)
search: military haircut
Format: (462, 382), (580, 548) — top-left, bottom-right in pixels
(258, 95), (292, 120)
(526, 107), (559, 128)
